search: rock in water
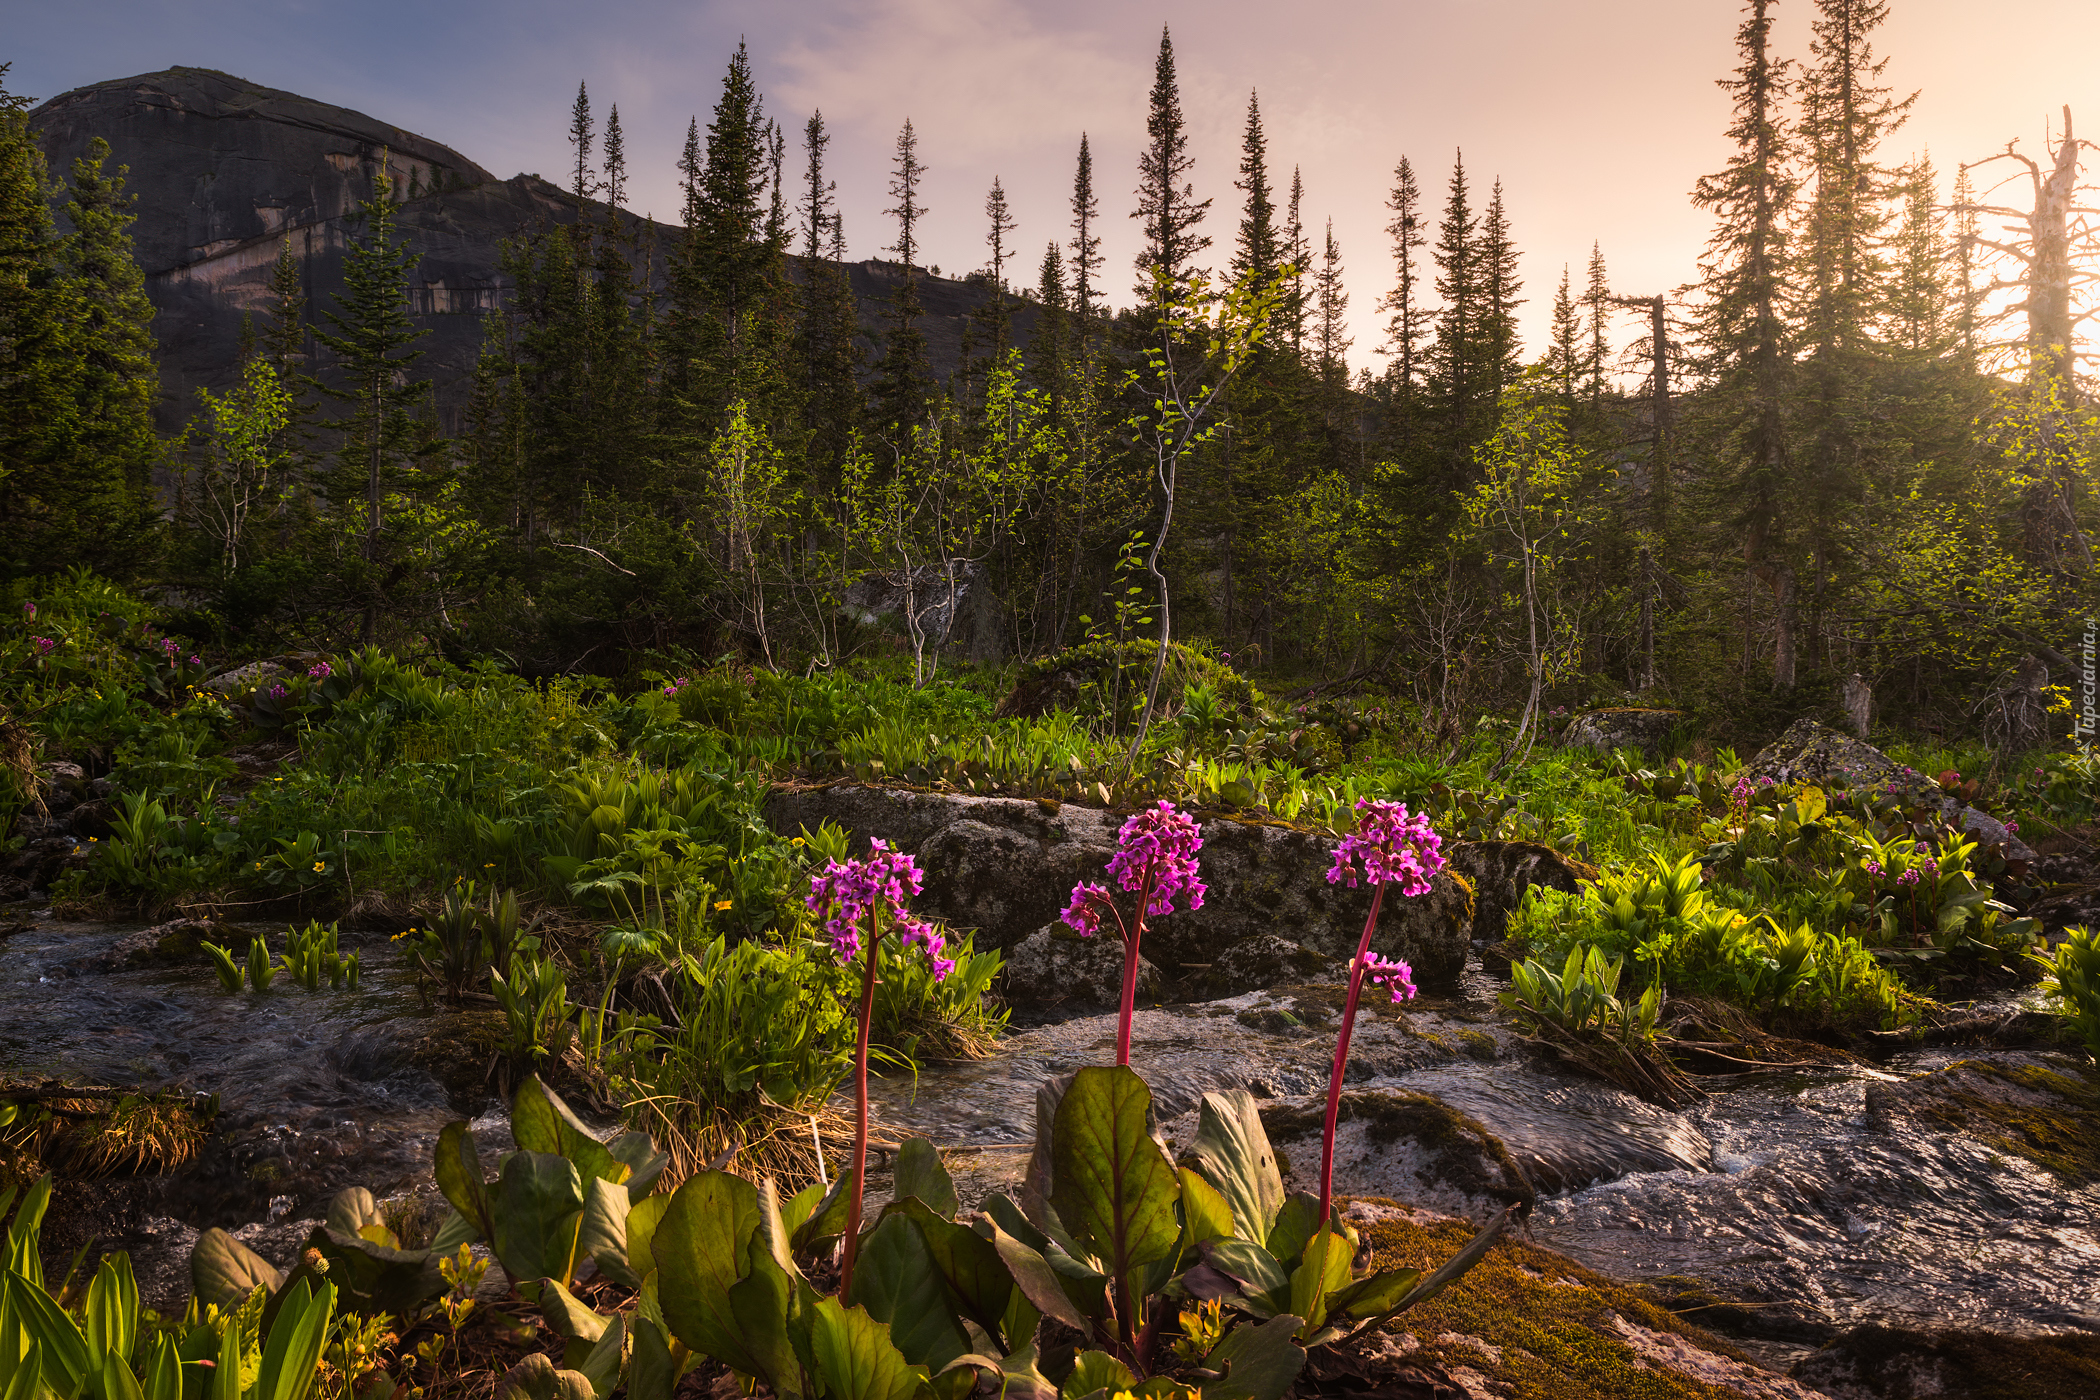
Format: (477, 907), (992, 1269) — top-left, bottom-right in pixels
(1001, 925), (1159, 1010)
(1560, 707), (1684, 759)
(1259, 1090), (1536, 1223)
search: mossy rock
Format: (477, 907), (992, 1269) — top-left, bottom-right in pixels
(1342, 1201), (1819, 1399)
(1561, 707), (1685, 760)
(996, 639), (1252, 720)
(1864, 1058), (2100, 1184)
(1793, 1323), (2100, 1399)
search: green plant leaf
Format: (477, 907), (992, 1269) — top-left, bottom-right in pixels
(1263, 1193), (1324, 1264)
(191, 1230), (283, 1312)
(626, 1316), (678, 1400)
(886, 1200), (1015, 1344)
(0, 1337), (39, 1400)
(7, 1178), (51, 1291)
(788, 1175), (852, 1252)
(1322, 1267), (1420, 1321)
(807, 1296), (927, 1400)
(492, 1151), (586, 1289)
(323, 1189), (395, 1248)
(653, 1171), (803, 1395)
(577, 1178), (634, 1289)
(435, 1121), (493, 1240)
(1061, 1351), (1134, 1400)
(984, 1221), (1102, 1333)
(83, 1251), (138, 1370)
(890, 1139), (958, 1218)
(252, 1278), (334, 1400)
(1049, 1067), (1181, 1296)
(1201, 1312), (1306, 1400)
(1177, 1169), (1234, 1250)
(1191, 1091), (1282, 1247)
(495, 1353), (594, 1400)
(607, 1133), (670, 1199)
(576, 1313), (626, 1400)
(100, 1351), (144, 1400)
(209, 1298), (242, 1400)
(512, 1077), (630, 1188)
(846, 1215), (971, 1373)
(624, 1193), (671, 1284)
(1199, 1239), (1290, 1315)
(538, 1278), (610, 1345)
(140, 1334), (181, 1400)
(1286, 1228), (1355, 1337)
(308, 1227), (445, 1322)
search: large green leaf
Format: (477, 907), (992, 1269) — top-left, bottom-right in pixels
(252, 1278), (334, 1400)
(624, 1194), (671, 1284)
(435, 1121), (493, 1240)
(576, 1314), (626, 1400)
(606, 1133), (669, 1200)
(1321, 1267), (1420, 1323)
(654, 1172), (800, 1393)
(577, 1179), (634, 1288)
(846, 1215), (971, 1373)
(787, 1175), (852, 1251)
(512, 1078), (629, 1188)
(1177, 1170), (1234, 1251)
(5, 1268), (90, 1398)
(1286, 1228), (1355, 1337)
(83, 1252), (139, 1370)
(0, 1339), (39, 1400)
(626, 1315), (677, 1400)
(536, 1279), (610, 1345)
(190, 1230), (283, 1312)
(938, 1341), (1055, 1400)
(806, 1296), (927, 1400)
(99, 1352), (143, 1400)
(139, 1335), (181, 1400)
(1201, 1313), (1306, 1400)
(887, 1201), (1016, 1345)
(492, 1151), (586, 1288)
(308, 1227), (446, 1322)
(6, 1179), (50, 1292)
(889, 1140), (958, 1218)
(323, 1189), (385, 1239)
(1263, 1194), (1326, 1265)
(1060, 1350), (1134, 1400)
(209, 1302), (242, 1400)
(495, 1353), (593, 1400)
(983, 1221), (1102, 1333)
(1198, 1239), (1289, 1317)
(1191, 1092), (1282, 1249)
(1048, 1068), (1181, 1297)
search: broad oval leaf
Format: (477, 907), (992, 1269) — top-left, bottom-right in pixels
(496, 1353), (594, 1400)
(1192, 1091), (1283, 1249)
(890, 1139), (958, 1219)
(512, 1077), (629, 1188)
(435, 1120), (494, 1240)
(492, 1151), (586, 1289)
(845, 1215), (971, 1373)
(1201, 1313), (1307, 1400)
(1048, 1067), (1180, 1292)
(807, 1295), (928, 1400)
(190, 1229), (283, 1312)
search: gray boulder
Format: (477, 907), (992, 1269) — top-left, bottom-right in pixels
(205, 661), (289, 697)
(1001, 925), (1159, 1011)
(1446, 840), (1591, 946)
(765, 785), (1477, 991)
(1561, 707), (1684, 759)
(1192, 934), (1339, 998)
(1749, 720), (2037, 861)
(1258, 1090), (1535, 1224)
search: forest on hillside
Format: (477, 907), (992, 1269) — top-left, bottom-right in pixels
(3, 0), (2096, 746)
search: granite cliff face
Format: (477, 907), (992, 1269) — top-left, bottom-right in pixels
(30, 67), (1029, 435)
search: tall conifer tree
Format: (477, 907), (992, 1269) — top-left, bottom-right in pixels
(1131, 25), (1210, 304)
(871, 118), (933, 432)
(1069, 135), (1103, 335)
(1581, 241), (1613, 400)
(1379, 156), (1428, 408)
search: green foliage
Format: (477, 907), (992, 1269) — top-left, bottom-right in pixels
(2031, 927), (2100, 1060)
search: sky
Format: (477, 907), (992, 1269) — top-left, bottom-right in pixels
(11, 0), (2099, 376)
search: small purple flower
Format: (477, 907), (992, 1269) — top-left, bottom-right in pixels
(2006, 819), (2020, 834)
(188, 655), (201, 667)
(663, 676), (688, 697)
(268, 682), (289, 700)
(1363, 951), (1417, 1003)
(1920, 858), (1939, 877)
(1328, 798), (1445, 897)
(807, 839), (947, 979)
(1865, 860), (1884, 877)
(161, 638), (178, 655)
(21, 603), (34, 619)
(31, 636), (54, 655)
(1915, 842), (1931, 854)
(1061, 881), (1110, 937)
(1102, 801), (1206, 918)
(1897, 868), (1921, 887)
(308, 661), (333, 680)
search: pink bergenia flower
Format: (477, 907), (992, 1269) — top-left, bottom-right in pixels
(21, 603), (34, 619)
(2006, 820), (2020, 834)
(1362, 951), (1417, 1003)
(1328, 798), (1445, 897)
(1897, 868), (1921, 887)
(268, 682), (289, 699)
(188, 655), (201, 667)
(161, 637), (178, 655)
(308, 661), (332, 680)
(1864, 860), (1884, 877)
(1102, 800), (1206, 918)
(806, 839), (949, 978)
(31, 637), (54, 655)
(1060, 881), (1110, 937)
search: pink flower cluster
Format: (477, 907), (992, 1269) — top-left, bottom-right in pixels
(1327, 798), (1445, 897)
(268, 682), (289, 700)
(308, 661), (333, 679)
(663, 677), (690, 697)
(1897, 868), (1921, 887)
(1062, 801), (1206, 937)
(31, 637), (54, 655)
(807, 839), (951, 978)
(1362, 951), (1417, 1003)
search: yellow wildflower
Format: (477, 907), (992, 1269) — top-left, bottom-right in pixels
(714, 900), (733, 911)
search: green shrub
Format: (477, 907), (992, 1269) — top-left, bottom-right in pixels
(2032, 926), (2100, 1059)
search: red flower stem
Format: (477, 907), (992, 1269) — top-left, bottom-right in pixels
(1116, 867), (1158, 1066)
(1310, 882), (1387, 1322)
(841, 908), (884, 1297)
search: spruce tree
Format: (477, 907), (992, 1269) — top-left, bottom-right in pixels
(974, 177), (1019, 359)
(1069, 134), (1103, 334)
(1949, 164), (1982, 372)
(1885, 155), (1948, 356)
(58, 138), (162, 520)
(1131, 25), (1211, 304)
(1546, 265), (1582, 400)
(312, 163), (431, 640)
(602, 103), (627, 208)
(1283, 166), (1310, 354)
(1378, 155), (1428, 407)
(1031, 240), (1071, 404)
(1422, 152), (1490, 505)
(796, 110), (861, 453)
(1232, 92), (1280, 287)
(871, 118), (934, 432)
(1689, 0), (1801, 684)
(1478, 178), (1525, 398)
(1581, 241), (1613, 401)
(1314, 219), (1351, 388)
(568, 82), (597, 200)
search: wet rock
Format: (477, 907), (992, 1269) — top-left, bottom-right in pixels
(1445, 840), (1591, 947)
(1791, 1323), (2100, 1400)
(66, 799), (116, 841)
(1560, 707), (1684, 759)
(2030, 882), (2100, 932)
(1191, 934), (1338, 997)
(1001, 925), (1159, 1011)
(4, 835), (75, 892)
(765, 785), (1476, 991)
(1258, 1090), (1536, 1223)
(204, 661), (289, 697)
(1864, 1057), (2100, 1184)
(407, 1010), (508, 1111)
(1377, 1062), (1713, 1192)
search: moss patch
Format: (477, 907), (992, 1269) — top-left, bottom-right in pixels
(1348, 1206), (1767, 1399)
(1897, 1059), (2100, 1184)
